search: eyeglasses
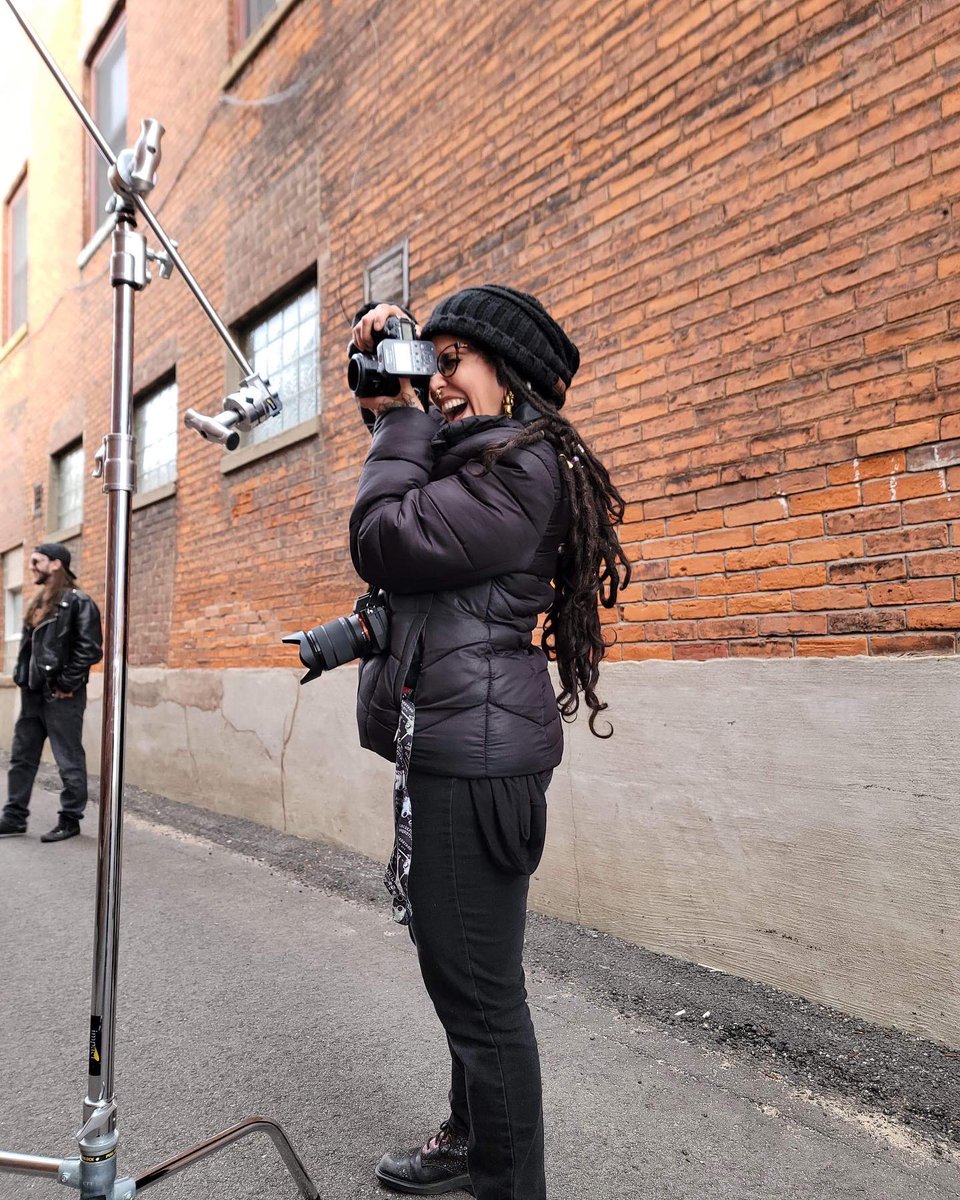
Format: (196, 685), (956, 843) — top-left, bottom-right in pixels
(435, 342), (473, 379)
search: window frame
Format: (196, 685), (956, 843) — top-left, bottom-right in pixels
(51, 440), (86, 535)
(133, 374), (179, 502)
(234, 277), (320, 452)
(236, 0), (279, 44)
(4, 170), (28, 342)
(87, 10), (127, 240)
(2, 545), (23, 676)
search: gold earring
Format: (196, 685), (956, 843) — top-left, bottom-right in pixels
(503, 390), (514, 418)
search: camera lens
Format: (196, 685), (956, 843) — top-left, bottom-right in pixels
(303, 612), (370, 673)
(348, 352), (399, 398)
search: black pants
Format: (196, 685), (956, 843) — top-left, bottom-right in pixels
(407, 770), (549, 1200)
(4, 687), (88, 826)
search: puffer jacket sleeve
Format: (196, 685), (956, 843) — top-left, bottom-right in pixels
(350, 407), (559, 593)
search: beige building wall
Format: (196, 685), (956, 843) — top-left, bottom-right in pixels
(5, 654), (954, 1048)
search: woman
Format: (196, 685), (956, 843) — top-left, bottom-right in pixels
(349, 285), (630, 1199)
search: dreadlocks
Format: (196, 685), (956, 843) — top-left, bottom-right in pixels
(482, 357), (632, 737)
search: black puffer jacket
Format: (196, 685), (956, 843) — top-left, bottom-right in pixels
(350, 407), (568, 778)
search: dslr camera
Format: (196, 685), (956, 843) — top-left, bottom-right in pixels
(282, 587), (389, 685)
(347, 314), (436, 400)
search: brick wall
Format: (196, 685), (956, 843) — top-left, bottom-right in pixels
(129, 497), (176, 665)
(1, 0), (959, 666)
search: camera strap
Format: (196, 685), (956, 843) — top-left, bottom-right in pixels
(384, 685), (416, 926)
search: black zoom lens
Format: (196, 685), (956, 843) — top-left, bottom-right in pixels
(284, 590), (389, 684)
(303, 612), (371, 671)
(347, 352), (400, 398)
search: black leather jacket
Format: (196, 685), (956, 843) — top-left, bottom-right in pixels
(13, 588), (103, 695)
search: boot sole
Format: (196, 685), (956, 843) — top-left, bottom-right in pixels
(375, 1165), (473, 1196)
(0, 830), (27, 837)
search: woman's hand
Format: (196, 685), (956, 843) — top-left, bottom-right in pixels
(351, 302), (417, 352)
(352, 303), (423, 416)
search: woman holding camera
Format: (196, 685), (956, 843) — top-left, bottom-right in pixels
(349, 285), (630, 1199)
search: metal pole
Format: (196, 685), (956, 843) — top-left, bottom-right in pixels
(55, 211), (143, 1200)
(85, 218), (140, 1130)
(0, 1153), (61, 1176)
(134, 1118), (319, 1199)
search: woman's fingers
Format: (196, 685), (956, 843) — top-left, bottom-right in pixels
(352, 302), (407, 351)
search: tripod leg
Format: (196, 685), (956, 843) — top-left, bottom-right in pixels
(0, 1151), (62, 1177)
(134, 1116), (320, 1199)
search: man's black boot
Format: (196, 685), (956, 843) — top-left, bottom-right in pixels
(0, 817), (27, 836)
(375, 1120), (473, 1195)
(40, 818), (81, 843)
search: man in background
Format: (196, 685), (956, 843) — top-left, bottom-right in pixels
(0, 543), (102, 842)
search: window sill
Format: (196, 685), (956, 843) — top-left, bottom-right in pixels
(78, 215), (115, 271)
(132, 480), (177, 511)
(220, 414), (319, 474)
(45, 523), (83, 544)
(0, 324), (27, 364)
(220, 0), (305, 90)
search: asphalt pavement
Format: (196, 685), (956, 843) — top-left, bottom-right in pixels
(1, 770), (958, 1200)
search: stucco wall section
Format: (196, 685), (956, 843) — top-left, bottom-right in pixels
(7, 657), (956, 1046)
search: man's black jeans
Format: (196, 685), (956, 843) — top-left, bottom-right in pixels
(408, 770), (549, 1200)
(4, 687), (88, 826)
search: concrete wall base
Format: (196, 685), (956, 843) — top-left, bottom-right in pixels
(4, 657), (956, 1046)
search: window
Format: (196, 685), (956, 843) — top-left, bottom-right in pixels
(240, 282), (318, 446)
(4, 175), (27, 339)
(3, 546), (23, 675)
(54, 442), (85, 530)
(89, 14), (127, 234)
(240, 0), (278, 40)
(364, 240), (409, 307)
(135, 377), (178, 494)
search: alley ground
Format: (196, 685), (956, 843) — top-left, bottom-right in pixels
(1, 761), (958, 1199)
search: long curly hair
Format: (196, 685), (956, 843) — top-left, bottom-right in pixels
(482, 356), (632, 737)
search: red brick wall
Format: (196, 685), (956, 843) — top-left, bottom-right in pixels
(129, 496), (176, 665)
(2, 0), (959, 666)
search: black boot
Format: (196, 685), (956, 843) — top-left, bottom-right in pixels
(375, 1120), (472, 1195)
(0, 817), (27, 836)
(40, 817), (81, 843)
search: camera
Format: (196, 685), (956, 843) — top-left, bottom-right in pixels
(282, 587), (389, 684)
(347, 315), (437, 399)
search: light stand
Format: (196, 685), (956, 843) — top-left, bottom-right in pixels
(0, 3), (320, 1197)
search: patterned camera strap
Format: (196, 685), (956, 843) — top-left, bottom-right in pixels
(385, 685), (415, 926)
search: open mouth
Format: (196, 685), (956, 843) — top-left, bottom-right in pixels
(440, 396), (469, 422)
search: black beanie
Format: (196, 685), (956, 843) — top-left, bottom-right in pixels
(421, 284), (579, 407)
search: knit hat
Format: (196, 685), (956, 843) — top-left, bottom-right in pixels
(421, 285), (579, 407)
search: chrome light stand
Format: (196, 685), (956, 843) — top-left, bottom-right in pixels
(0, 3), (318, 1197)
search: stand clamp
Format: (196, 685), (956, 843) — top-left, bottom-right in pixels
(92, 435), (137, 492)
(184, 373), (282, 451)
(57, 1136), (135, 1200)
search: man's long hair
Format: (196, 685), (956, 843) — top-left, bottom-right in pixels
(24, 565), (75, 627)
